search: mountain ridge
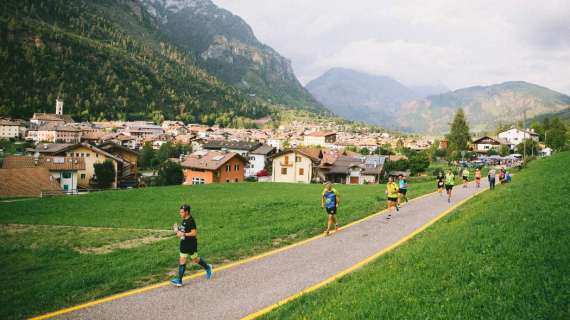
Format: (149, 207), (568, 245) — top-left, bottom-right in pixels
(307, 68), (570, 134)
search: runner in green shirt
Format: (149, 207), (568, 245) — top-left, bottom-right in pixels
(462, 168), (470, 188)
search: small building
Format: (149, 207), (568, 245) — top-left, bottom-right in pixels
(31, 143), (135, 188)
(271, 149), (321, 184)
(325, 155), (386, 184)
(247, 144), (275, 177)
(27, 123), (81, 143)
(180, 150), (247, 185)
(303, 131), (337, 146)
(471, 136), (506, 153)
(497, 128), (539, 149)
(0, 119), (25, 139)
(3, 155), (85, 192)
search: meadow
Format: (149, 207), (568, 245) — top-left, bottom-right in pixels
(262, 152), (570, 320)
(0, 180), (436, 319)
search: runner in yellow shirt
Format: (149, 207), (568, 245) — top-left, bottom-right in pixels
(445, 169), (455, 204)
(385, 176), (399, 219)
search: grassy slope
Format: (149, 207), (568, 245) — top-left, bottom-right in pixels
(262, 153), (570, 320)
(0, 181), (435, 319)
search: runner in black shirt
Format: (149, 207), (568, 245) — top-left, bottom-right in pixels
(171, 204), (213, 287)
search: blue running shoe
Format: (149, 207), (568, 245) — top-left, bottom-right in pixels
(206, 264), (213, 280)
(170, 278), (183, 287)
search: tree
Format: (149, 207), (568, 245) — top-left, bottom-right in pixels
(93, 160), (116, 188)
(138, 142), (155, 169)
(495, 121), (512, 135)
(545, 117), (567, 150)
(408, 151), (430, 175)
(499, 144), (511, 156)
(516, 139), (539, 156)
(156, 142), (175, 164)
(359, 147), (370, 155)
(446, 108), (471, 157)
(157, 161), (184, 186)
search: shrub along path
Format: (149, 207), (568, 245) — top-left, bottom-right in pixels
(43, 181), (489, 320)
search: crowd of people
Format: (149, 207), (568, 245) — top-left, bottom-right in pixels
(168, 165), (514, 287)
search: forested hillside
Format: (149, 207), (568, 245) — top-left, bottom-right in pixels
(0, 0), (271, 125)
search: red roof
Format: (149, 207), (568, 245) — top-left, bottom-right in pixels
(3, 156), (85, 171)
(0, 168), (62, 198)
(305, 131), (336, 137)
(180, 151), (246, 171)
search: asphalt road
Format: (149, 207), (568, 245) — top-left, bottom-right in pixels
(53, 181), (488, 320)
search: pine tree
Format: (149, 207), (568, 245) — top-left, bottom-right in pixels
(446, 108), (471, 158)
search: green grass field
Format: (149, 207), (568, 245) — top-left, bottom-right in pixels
(0, 181), (436, 319)
(262, 152), (570, 320)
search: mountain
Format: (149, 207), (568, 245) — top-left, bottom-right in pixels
(397, 81), (570, 134)
(305, 68), (418, 125)
(409, 83), (449, 98)
(140, 0), (324, 112)
(0, 0), (325, 125)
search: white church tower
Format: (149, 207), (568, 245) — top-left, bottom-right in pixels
(55, 96), (63, 115)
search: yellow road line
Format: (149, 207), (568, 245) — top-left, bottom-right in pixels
(29, 189), (440, 320)
(241, 188), (487, 320)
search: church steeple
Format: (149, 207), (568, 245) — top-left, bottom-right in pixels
(55, 96), (63, 115)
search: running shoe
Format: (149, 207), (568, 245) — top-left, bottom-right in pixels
(206, 264), (213, 280)
(170, 278), (183, 287)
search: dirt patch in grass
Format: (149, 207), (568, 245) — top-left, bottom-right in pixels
(76, 234), (170, 254)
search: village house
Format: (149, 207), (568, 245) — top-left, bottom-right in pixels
(324, 155), (386, 184)
(303, 131), (337, 147)
(180, 150), (247, 184)
(26, 123), (82, 143)
(497, 128), (539, 149)
(471, 136), (507, 153)
(31, 142), (136, 188)
(3, 155), (85, 192)
(247, 144), (275, 177)
(0, 119), (25, 139)
(271, 149), (322, 184)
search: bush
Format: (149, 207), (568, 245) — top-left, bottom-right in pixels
(157, 161), (184, 186)
(93, 160), (116, 188)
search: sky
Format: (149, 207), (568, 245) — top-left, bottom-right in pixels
(213, 0), (570, 94)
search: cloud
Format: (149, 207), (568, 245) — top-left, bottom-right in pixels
(213, 0), (570, 94)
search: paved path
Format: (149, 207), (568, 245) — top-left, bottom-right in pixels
(49, 181), (488, 320)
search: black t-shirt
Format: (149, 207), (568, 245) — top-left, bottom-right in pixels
(178, 216), (197, 248)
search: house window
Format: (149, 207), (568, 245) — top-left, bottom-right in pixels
(226, 179), (230, 183)
(284, 156), (289, 165)
(214, 170), (220, 177)
(191, 177), (205, 185)
(295, 156), (301, 163)
(226, 164), (231, 172)
(86, 153), (90, 157)
(281, 168), (288, 175)
(62, 172), (72, 179)
(299, 168), (304, 175)
(234, 164), (239, 171)
(235, 178), (238, 182)
(80, 174), (86, 180)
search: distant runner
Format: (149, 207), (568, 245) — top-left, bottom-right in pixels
(385, 176), (399, 219)
(321, 182), (340, 236)
(398, 174), (408, 205)
(445, 170), (455, 203)
(462, 167), (470, 188)
(171, 204), (213, 287)
(488, 168), (496, 190)
(437, 171), (445, 195)
(474, 168), (481, 188)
